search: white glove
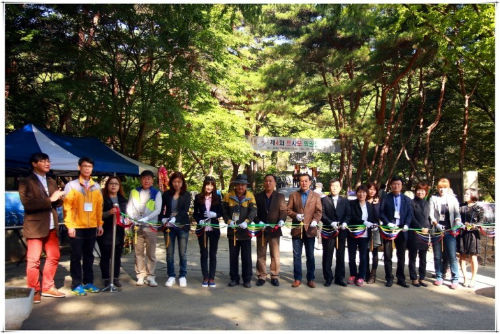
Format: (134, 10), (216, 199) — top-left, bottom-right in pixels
(138, 217), (148, 223)
(341, 222), (347, 230)
(364, 221), (373, 228)
(204, 211), (217, 219)
(228, 220), (236, 228)
(205, 225), (213, 232)
(331, 221), (339, 228)
(372, 226), (379, 231)
(161, 218), (168, 224)
(435, 224), (444, 232)
(251, 221), (256, 226)
(310, 221), (318, 228)
(278, 220), (285, 227)
(403, 225), (409, 231)
(198, 220), (206, 226)
(169, 217), (176, 223)
(387, 223), (397, 229)
(455, 221), (465, 229)
(296, 214), (304, 221)
(239, 222), (248, 229)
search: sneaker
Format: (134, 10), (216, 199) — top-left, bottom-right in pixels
(208, 280), (216, 288)
(136, 277), (145, 286)
(434, 279), (443, 286)
(450, 282), (459, 290)
(41, 287), (65, 298)
(202, 280), (209, 288)
(147, 276), (158, 287)
(72, 285), (87, 296)
(355, 278), (365, 287)
(347, 276), (356, 285)
(33, 291), (41, 304)
(179, 277), (187, 287)
(83, 283), (100, 293)
(165, 277), (176, 287)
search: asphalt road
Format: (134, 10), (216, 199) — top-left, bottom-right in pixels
(5, 229), (496, 330)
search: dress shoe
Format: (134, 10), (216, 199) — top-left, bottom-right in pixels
(243, 282), (251, 288)
(228, 280), (239, 287)
(385, 280), (393, 287)
(256, 279), (266, 286)
(335, 280), (347, 287)
(324, 280), (332, 287)
(271, 278), (279, 287)
(411, 280), (420, 287)
(367, 270), (376, 284)
(419, 280), (428, 287)
(113, 279), (122, 288)
(397, 281), (410, 288)
(102, 279), (111, 288)
(291, 280), (301, 288)
(41, 287), (65, 298)
(33, 291), (41, 304)
(307, 281), (316, 288)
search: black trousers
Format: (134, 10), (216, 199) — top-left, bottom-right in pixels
(408, 248), (427, 281)
(322, 231), (346, 283)
(70, 228), (97, 289)
(366, 248), (379, 279)
(197, 230), (220, 280)
(97, 237), (123, 280)
(228, 238), (252, 283)
(383, 233), (407, 282)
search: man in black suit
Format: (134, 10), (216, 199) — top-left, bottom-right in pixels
(379, 176), (414, 288)
(320, 179), (351, 287)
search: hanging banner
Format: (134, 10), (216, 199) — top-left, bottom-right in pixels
(249, 136), (340, 153)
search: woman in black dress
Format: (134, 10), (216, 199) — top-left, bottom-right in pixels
(458, 188), (484, 288)
(408, 182), (431, 287)
(97, 176), (128, 288)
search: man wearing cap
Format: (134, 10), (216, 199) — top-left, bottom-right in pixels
(19, 152), (66, 303)
(287, 173), (322, 288)
(222, 174), (257, 288)
(126, 170), (162, 287)
(320, 179), (351, 287)
(254, 174), (287, 287)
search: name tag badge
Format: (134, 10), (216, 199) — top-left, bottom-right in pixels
(394, 211), (400, 219)
(84, 202), (93, 212)
(439, 214), (445, 221)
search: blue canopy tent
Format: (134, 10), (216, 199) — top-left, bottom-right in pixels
(6, 124), (157, 176)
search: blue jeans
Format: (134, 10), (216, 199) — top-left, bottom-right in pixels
(165, 228), (189, 278)
(432, 232), (459, 283)
(292, 237), (315, 281)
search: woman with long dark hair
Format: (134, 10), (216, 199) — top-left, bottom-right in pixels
(97, 176), (128, 288)
(365, 182), (381, 284)
(160, 172), (192, 288)
(458, 188), (484, 288)
(193, 176), (223, 288)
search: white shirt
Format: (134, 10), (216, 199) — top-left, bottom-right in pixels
(34, 172), (55, 229)
(331, 195), (339, 208)
(360, 202), (368, 238)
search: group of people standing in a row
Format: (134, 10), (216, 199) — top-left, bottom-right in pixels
(19, 152), (485, 304)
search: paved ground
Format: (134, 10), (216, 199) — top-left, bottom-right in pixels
(5, 228), (496, 330)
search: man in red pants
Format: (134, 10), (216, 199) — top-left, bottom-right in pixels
(18, 153), (66, 303)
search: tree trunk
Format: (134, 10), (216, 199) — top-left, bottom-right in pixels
(424, 74), (447, 180)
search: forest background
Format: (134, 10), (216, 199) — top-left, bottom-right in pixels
(5, 4), (495, 200)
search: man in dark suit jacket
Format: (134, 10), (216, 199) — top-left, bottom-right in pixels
(18, 152), (66, 303)
(320, 179), (351, 287)
(287, 173), (322, 288)
(379, 176), (414, 288)
(254, 174), (288, 287)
